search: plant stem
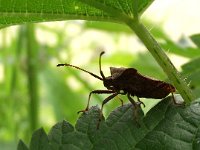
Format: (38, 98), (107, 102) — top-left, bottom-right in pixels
(25, 24), (39, 131)
(126, 20), (194, 104)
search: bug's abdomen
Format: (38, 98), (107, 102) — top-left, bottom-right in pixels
(114, 77), (175, 99)
(134, 81), (175, 99)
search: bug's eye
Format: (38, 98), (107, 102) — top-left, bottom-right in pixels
(109, 85), (115, 89)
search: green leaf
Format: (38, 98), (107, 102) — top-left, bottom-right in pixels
(182, 57), (200, 75)
(17, 140), (28, 150)
(48, 120), (75, 149)
(49, 120), (92, 149)
(0, 0), (154, 28)
(80, 0), (154, 20)
(190, 34), (200, 48)
(137, 98), (200, 149)
(181, 57), (200, 98)
(18, 96), (200, 149)
(83, 21), (132, 33)
(29, 128), (50, 150)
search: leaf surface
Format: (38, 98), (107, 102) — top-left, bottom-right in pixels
(29, 128), (50, 150)
(18, 96), (200, 150)
(17, 140), (29, 150)
(0, 0), (154, 28)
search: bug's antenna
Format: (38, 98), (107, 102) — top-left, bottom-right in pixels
(99, 51), (106, 80)
(57, 63), (103, 81)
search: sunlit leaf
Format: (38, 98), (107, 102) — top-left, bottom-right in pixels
(17, 140), (28, 150)
(29, 128), (50, 150)
(0, 0), (154, 28)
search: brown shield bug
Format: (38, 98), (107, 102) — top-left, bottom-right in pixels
(57, 51), (176, 128)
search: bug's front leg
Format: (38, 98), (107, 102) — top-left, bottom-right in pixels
(97, 92), (118, 129)
(77, 90), (115, 114)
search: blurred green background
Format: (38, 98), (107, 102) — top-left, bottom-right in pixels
(1, 0), (200, 149)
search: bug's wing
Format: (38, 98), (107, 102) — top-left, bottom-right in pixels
(110, 67), (137, 79)
(111, 68), (137, 79)
(110, 67), (126, 78)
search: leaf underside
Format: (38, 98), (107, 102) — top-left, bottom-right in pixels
(18, 97), (200, 150)
(0, 0), (154, 28)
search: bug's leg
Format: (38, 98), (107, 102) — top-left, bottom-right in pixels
(171, 92), (176, 104)
(77, 90), (115, 114)
(137, 97), (145, 107)
(97, 93), (118, 129)
(127, 93), (141, 125)
(127, 93), (137, 108)
(116, 91), (127, 106)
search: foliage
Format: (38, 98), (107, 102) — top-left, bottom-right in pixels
(17, 97), (200, 150)
(181, 34), (200, 98)
(0, 0), (200, 149)
(0, 0), (153, 28)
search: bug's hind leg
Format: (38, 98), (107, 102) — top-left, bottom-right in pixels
(127, 93), (141, 126)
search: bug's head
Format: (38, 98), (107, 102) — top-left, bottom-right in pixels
(102, 76), (114, 90)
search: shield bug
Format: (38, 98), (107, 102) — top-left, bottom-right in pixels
(57, 51), (176, 128)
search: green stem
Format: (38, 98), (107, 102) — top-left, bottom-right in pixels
(25, 24), (39, 131)
(126, 20), (194, 104)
